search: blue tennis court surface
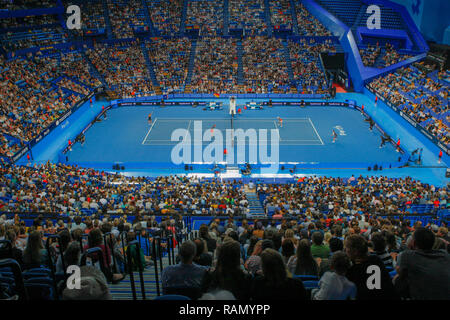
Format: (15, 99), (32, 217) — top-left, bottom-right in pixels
(66, 102), (401, 168)
(142, 118), (323, 145)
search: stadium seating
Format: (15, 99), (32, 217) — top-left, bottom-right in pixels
(369, 60), (449, 147)
(186, 0), (224, 37)
(146, 0), (182, 36)
(229, 0), (267, 36)
(62, 0), (107, 37)
(107, 0), (148, 39)
(146, 38), (190, 94)
(85, 42), (154, 97)
(0, 0), (449, 303)
(190, 37), (238, 94)
(0, 52), (97, 142)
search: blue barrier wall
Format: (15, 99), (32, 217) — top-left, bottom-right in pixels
(364, 87), (449, 163)
(301, 0), (366, 91)
(16, 96), (100, 164)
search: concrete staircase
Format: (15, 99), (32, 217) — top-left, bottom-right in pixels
(373, 48), (386, 68)
(180, 0), (189, 35)
(223, 0), (229, 36)
(236, 40), (245, 85)
(289, 0), (299, 35)
(82, 51), (108, 88)
(140, 0), (157, 35)
(263, 0), (273, 37)
(140, 42), (161, 92)
(282, 40), (296, 86)
(244, 186), (266, 218)
(184, 39), (197, 92)
(102, 0), (113, 39)
(108, 246), (178, 300)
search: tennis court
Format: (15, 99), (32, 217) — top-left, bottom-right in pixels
(64, 101), (403, 169)
(142, 118), (323, 146)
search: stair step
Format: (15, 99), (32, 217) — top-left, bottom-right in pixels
(244, 189), (266, 217)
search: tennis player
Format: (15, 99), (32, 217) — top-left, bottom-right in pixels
(277, 117), (283, 128)
(332, 129), (338, 143)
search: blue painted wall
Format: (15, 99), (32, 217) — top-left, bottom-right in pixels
(391, 0), (450, 45)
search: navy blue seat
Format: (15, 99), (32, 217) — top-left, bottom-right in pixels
(292, 274), (319, 281)
(302, 280), (319, 290)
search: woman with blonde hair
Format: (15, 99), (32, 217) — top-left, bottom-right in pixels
(284, 229), (298, 247)
(324, 232), (332, 245)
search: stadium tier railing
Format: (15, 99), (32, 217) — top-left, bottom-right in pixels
(365, 84), (450, 155)
(1, 212), (447, 231)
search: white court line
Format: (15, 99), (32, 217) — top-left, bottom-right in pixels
(141, 118), (158, 145)
(184, 120), (192, 141)
(142, 118), (322, 145)
(273, 120), (281, 142)
(150, 118), (311, 122)
(308, 118), (324, 145)
(144, 139), (322, 146)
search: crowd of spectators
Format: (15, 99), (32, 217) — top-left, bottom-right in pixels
(269, 0), (292, 30)
(0, 14), (67, 53)
(161, 205), (448, 300)
(63, 0), (106, 38)
(0, 166), (448, 300)
(59, 52), (103, 89)
(191, 38), (238, 94)
(360, 43), (381, 67)
(0, 53), (90, 142)
(295, 2), (331, 36)
(0, 162), (249, 215)
(86, 42), (153, 97)
(382, 43), (411, 67)
(0, 133), (25, 158)
(0, 169), (448, 300)
(0, 15), (59, 30)
(147, 0), (182, 36)
(0, 28), (68, 52)
(257, 176), (448, 218)
(289, 39), (334, 94)
(56, 78), (91, 96)
(0, 0), (57, 10)
(146, 38), (190, 94)
(242, 36), (290, 93)
(229, 0), (267, 36)
(369, 60), (449, 146)
(107, 0), (147, 39)
(360, 43), (412, 68)
(186, 0), (223, 37)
